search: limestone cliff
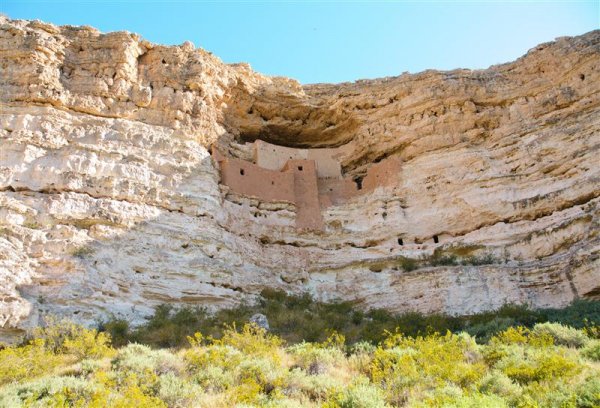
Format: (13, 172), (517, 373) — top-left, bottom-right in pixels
(1, 16), (599, 341)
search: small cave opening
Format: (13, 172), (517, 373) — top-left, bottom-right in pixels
(579, 73), (585, 81)
(373, 155), (385, 164)
(433, 235), (439, 244)
(240, 168), (245, 176)
(354, 176), (364, 191)
(397, 238), (403, 246)
(298, 166), (303, 171)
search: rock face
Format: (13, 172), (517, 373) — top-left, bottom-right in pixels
(1, 17), (599, 340)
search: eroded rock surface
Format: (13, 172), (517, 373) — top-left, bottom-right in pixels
(1, 17), (599, 340)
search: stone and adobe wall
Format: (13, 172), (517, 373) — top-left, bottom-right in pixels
(317, 178), (358, 207)
(213, 140), (402, 230)
(212, 148), (323, 229)
(361, 157), (403, 192)
(283, 159), (323, 230)
(212, 148), (296, 203)
(254, 139), (353, 178)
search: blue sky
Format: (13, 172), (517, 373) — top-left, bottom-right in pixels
(2, 1), (598, 84)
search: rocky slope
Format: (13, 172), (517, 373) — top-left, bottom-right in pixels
(0, 17), (599, 340)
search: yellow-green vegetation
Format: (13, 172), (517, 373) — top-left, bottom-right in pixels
(1, 297), (599, 407)
(1, 316), (599, 407)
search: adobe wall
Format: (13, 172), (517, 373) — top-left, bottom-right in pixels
(283, 160), (324, 230)
(317, 156), (402, 206)
(213, 144), (402, 231)
(361, 156), (403, 192)
(254, 140), (353, 178)
(317, 178), (358, 207)
(213, 149), (295, 203)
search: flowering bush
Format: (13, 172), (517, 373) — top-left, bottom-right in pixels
(1, 309), (598, 407)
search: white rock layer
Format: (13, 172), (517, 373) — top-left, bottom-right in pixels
(0, 17), (599, 340)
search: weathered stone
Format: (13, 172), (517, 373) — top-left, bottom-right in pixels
(249, 313), (269, 331)
(0, 16), (598, 341)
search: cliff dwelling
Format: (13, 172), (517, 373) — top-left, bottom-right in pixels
(0, 16), (599, 343)
(212, 140), (403, 231)
(1, 7), (599, 405)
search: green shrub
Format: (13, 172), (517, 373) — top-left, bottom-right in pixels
(113, 343), (184, 376)
(236, 356), (287, 397)
(399, 256), (419, 271)
(350, 340), (376, 355)
(0, 339), (64, 385)
(479, 371), (522, 400)
(240, 397), (302, 408)
(324, 379), (389, 408)
(99, 318), (130, 347)
(348, 341), (376, 373)
(581, 340), (600, 361)
(185, 344), (244, 374)
(0, 319), (113, 386)
(584, 325), (599, 339)
(491, 345), (581, 384)
(32, 318), (114, 359)
(103, 371), (168, 408)
(80, 358), (107, 376)
(531, 322), (589, 348)
(370, 332), (486, 405)
(288, 342), (345, 375)
(98, 294), (600, 348)
(518, 381), (580, 408)
(462, 254), (498, 266)
(466, 317), (518, 343)
(541, 300), (600, 330)
(429, 248), (458, 266)
(157, 372), (203, 407)
(193, 364), (236, 392)
(416, 391), (509, 408)
(576, 376), (600, 408)
(215, 323), (284, 359)
(0, 375), (100, 407)
(462, 304), (542, 336)
(125, 305), (214, 348)
(487, 326), (554, 348)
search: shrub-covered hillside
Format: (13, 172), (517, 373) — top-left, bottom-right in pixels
(1, 296), (599, 407)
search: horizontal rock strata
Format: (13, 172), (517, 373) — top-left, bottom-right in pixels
(0, 16), (599, 340)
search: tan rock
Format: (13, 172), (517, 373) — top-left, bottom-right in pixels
(0, 16), (598, 340)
